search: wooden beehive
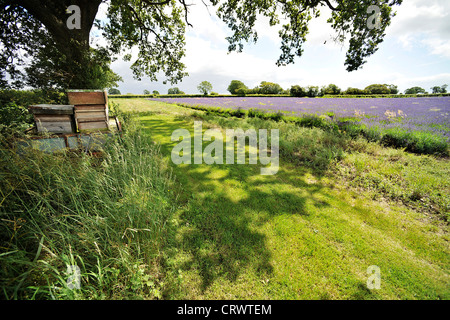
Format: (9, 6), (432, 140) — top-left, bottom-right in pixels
(28, 105), (76, 134)
(67, 90), (109, 132)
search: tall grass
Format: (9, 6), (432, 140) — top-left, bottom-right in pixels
(0, 116), (176, 299)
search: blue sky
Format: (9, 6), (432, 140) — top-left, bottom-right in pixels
(102, 0), (450, 95)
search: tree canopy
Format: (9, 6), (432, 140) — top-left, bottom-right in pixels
(290, 85), (306, 97)
(256, 81), (284, 95)
(321, 83), (341, 95)
(431, 84), (447, 94)
(405, 86), (426, 95)
(227, 80), (248, 94)
(364, 84), (391, 95)
(344, 87), (366, 95)
(168, 87), (184, 94)
(1, 0), (403, 90)
(108, 88), (121, 95)
(197, 81), (213, 95)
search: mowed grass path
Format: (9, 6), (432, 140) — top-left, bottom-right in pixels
(113, 99), (449, 299)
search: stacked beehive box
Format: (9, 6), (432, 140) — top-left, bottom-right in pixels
(67, 90), (109, 132)
(23, 90), (120, 153)
(28, 104), (76, 134)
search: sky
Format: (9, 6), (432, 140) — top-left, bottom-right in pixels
(96, 0), (450, 95)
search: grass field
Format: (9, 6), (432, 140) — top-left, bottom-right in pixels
(1, 98), (448, 300)
(111, 98), (449, 299)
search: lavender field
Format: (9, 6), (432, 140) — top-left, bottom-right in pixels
(149, 96), (450, 141)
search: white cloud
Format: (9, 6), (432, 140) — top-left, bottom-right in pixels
(388, 0), (450, 57)
(185, 3), (228, 47)
(421, 38), (450, 58)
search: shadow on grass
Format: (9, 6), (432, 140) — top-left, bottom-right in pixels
(139, 115), (333, 295)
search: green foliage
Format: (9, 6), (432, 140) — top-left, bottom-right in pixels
(102, 1), (188, 85)
(168, 87), (185, 95)
(337, 143), (450, 221)
(112, 93), (233, 98)
(305, 85), (320, 97)
(197, 81), (213, 95)
(380, 129), (448, 155)
(290, 85), (306, 97)
(405, 86), (427, 94)
(247, 108), (265, 118)
(338, 122), (449, 156)
(1, 1), (186, 88)
(328, 1), (402, 71)
(321, 84), (341, 95)
(153, 90), (160, 95)
(0, 89), (67, 109)
(214, 0), (403, 71)
(227, 80), (248, 94)
(431, 84), (447, 94)
(386, 84), (399, 94)
(364, 84), (391, 95)
(0, 3), (45, 88)
(255, 81), (284, 95)
(108, 88), (121, 95)
(0, 102), (33, 134)
(235, 88), (247, 96)
(229, 107), (247, 118)
(342, 85), (397, 95)
(0, 89), (67, 135)
(24, 38), (123, 90)
(344, 87), (367, 95)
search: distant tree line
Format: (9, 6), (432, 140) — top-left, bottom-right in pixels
(108, 82), (447, 96)
(227, 80), (448, 97)
(227, 81), (400, 97)
(227, 80), (288, 95)
(290, 83), (401, 96)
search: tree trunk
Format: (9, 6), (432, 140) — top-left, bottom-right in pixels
(16, 0), (102, 88)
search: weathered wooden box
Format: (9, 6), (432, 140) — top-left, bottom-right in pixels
(67, 90), (109, 132)
(16, 116), (122, 154)
(28, 104), (76, 134)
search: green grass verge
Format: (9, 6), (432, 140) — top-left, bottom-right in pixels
(112, 99), (449, 300)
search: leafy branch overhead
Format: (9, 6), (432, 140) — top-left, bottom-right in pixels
(212, 0), (402, 71)
(0, 0), (403, 89)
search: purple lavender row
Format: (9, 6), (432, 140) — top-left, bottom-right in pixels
(148, 96), (450, 140)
